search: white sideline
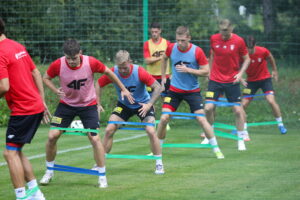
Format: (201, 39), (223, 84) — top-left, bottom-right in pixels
(0, 134), (147, 167)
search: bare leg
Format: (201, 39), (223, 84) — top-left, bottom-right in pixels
(45, 129), (62, 162)
(88, 132), (106, 167)
(157, 108), (171, 140)
(103, 114), (122, 153)
(3, 149), (25, 188)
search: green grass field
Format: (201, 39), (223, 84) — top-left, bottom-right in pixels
(0, 122), (299, 200)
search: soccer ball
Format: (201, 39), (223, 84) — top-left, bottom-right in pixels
(70, 120), (84, 129)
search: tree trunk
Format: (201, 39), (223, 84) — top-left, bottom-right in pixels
(263, 0), (275, 38)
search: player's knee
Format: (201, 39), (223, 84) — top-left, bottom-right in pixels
(105, 126), (116, 137)
(3, 149), (17, 160)
(160, 115), (170, 124)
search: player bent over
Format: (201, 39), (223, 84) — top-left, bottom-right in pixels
(97, 50), (165, 174)
(40, 39), (133, 188)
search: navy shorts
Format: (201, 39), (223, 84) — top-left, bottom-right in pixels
(6, 112), (43, 144)
(51, 103), (99, 135)
(163, 90), (204, 112)
(243, 78), (274, 96)
(147, 77), (170, 96)
(206, 80), (242, 102)
(112, 101), (155, 122)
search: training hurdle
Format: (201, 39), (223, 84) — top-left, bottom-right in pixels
(106, 121), (161, 160)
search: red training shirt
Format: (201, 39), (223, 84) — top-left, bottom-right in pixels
(210, 33), (248, 83)
(0, 38), (44, 115)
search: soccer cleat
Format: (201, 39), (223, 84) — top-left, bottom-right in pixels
(215, 151), (225, 159)
(146, 152), (154, 156)
(201, 137), (209, 144)
(40, 172), (53, 185)
(28, 189), (46, 200)
(98, 176), (108, 188)
(238, 140), (246, 151)
(278, 125), (287, 134)
(155, 164), (165, 175)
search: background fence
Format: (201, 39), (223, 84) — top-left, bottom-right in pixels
(1, 0), (299, 65)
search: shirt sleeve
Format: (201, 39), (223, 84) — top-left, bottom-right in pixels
(263, 47), (271, 58)
(239, 38), (248, 57)
(0, 55), (9, 79)
(89, 56), (106, 73)
(195, 47), (209, 66)
(138, 66), (155, 86)
(97, 67), (114, 87)
(47, 59), (61, 78)
(165, 43), (175, 57)
(143, 41), (151, 58)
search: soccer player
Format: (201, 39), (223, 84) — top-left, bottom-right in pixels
(0, 18), (50, 200)
(204, 19), (250, 151)
(40, 39), (133, 188)
(157, 26), (224, 159)
(143, 22), (171, 96)
(242, 35), (287, 134)
(97, 50), (165, 174)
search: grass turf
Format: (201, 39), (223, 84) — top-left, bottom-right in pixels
(0, 124), (299, 200)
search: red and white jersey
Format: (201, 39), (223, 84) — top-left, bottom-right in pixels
(246, 46), (271, 82)
(47, 55), (106, 107)
(210, 33), (248, 83)
(0, 38), (44, 115)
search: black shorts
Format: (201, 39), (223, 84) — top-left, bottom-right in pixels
(206, 80), (242, 102)
(243, 78), (274, 96)
(6, 112), (43, 144)
(147, 77), (170, 96)
(51, 103), (99, 133)
(112, 102), (155, 122)
(163, 90), (204, 112)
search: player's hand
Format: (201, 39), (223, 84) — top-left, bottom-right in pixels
(138, 103), (152, 118)
(97, 104), (105, 113)
(272, 71), (278, 82)
(240, 78), (248, 87)
(42, 103), (52, 124)
(121, 89), (135, 104)
(175, 62), (189, 73)
(233, 72), (243, 84)
(56, 87), (66, 97)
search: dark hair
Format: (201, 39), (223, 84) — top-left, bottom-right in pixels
(150, 22), (161, 29)
(244, 35), (256, 48)
(0, 18), (5, 35)
(63, 39), (81, 56)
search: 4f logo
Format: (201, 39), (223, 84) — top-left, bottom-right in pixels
(152, 50), (165, 57)
(67, 79), (87, 90)
(126, 86), (136, 93)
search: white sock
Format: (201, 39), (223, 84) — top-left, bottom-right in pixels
(15, 187), (26, 198)
(154, 155), (163, 165)
(46, 160), (55, 174)
(276, 117), (283, 126)
(208, 137), (220, 152)
(244, 123), (248, 131)
(97, 166), (106, 174)
(159, 139), (164, 146)
(27, 179), (38, 189)
(237, 131), (245, 138)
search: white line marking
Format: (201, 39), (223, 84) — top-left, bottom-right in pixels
(0, 134), (146, 167)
